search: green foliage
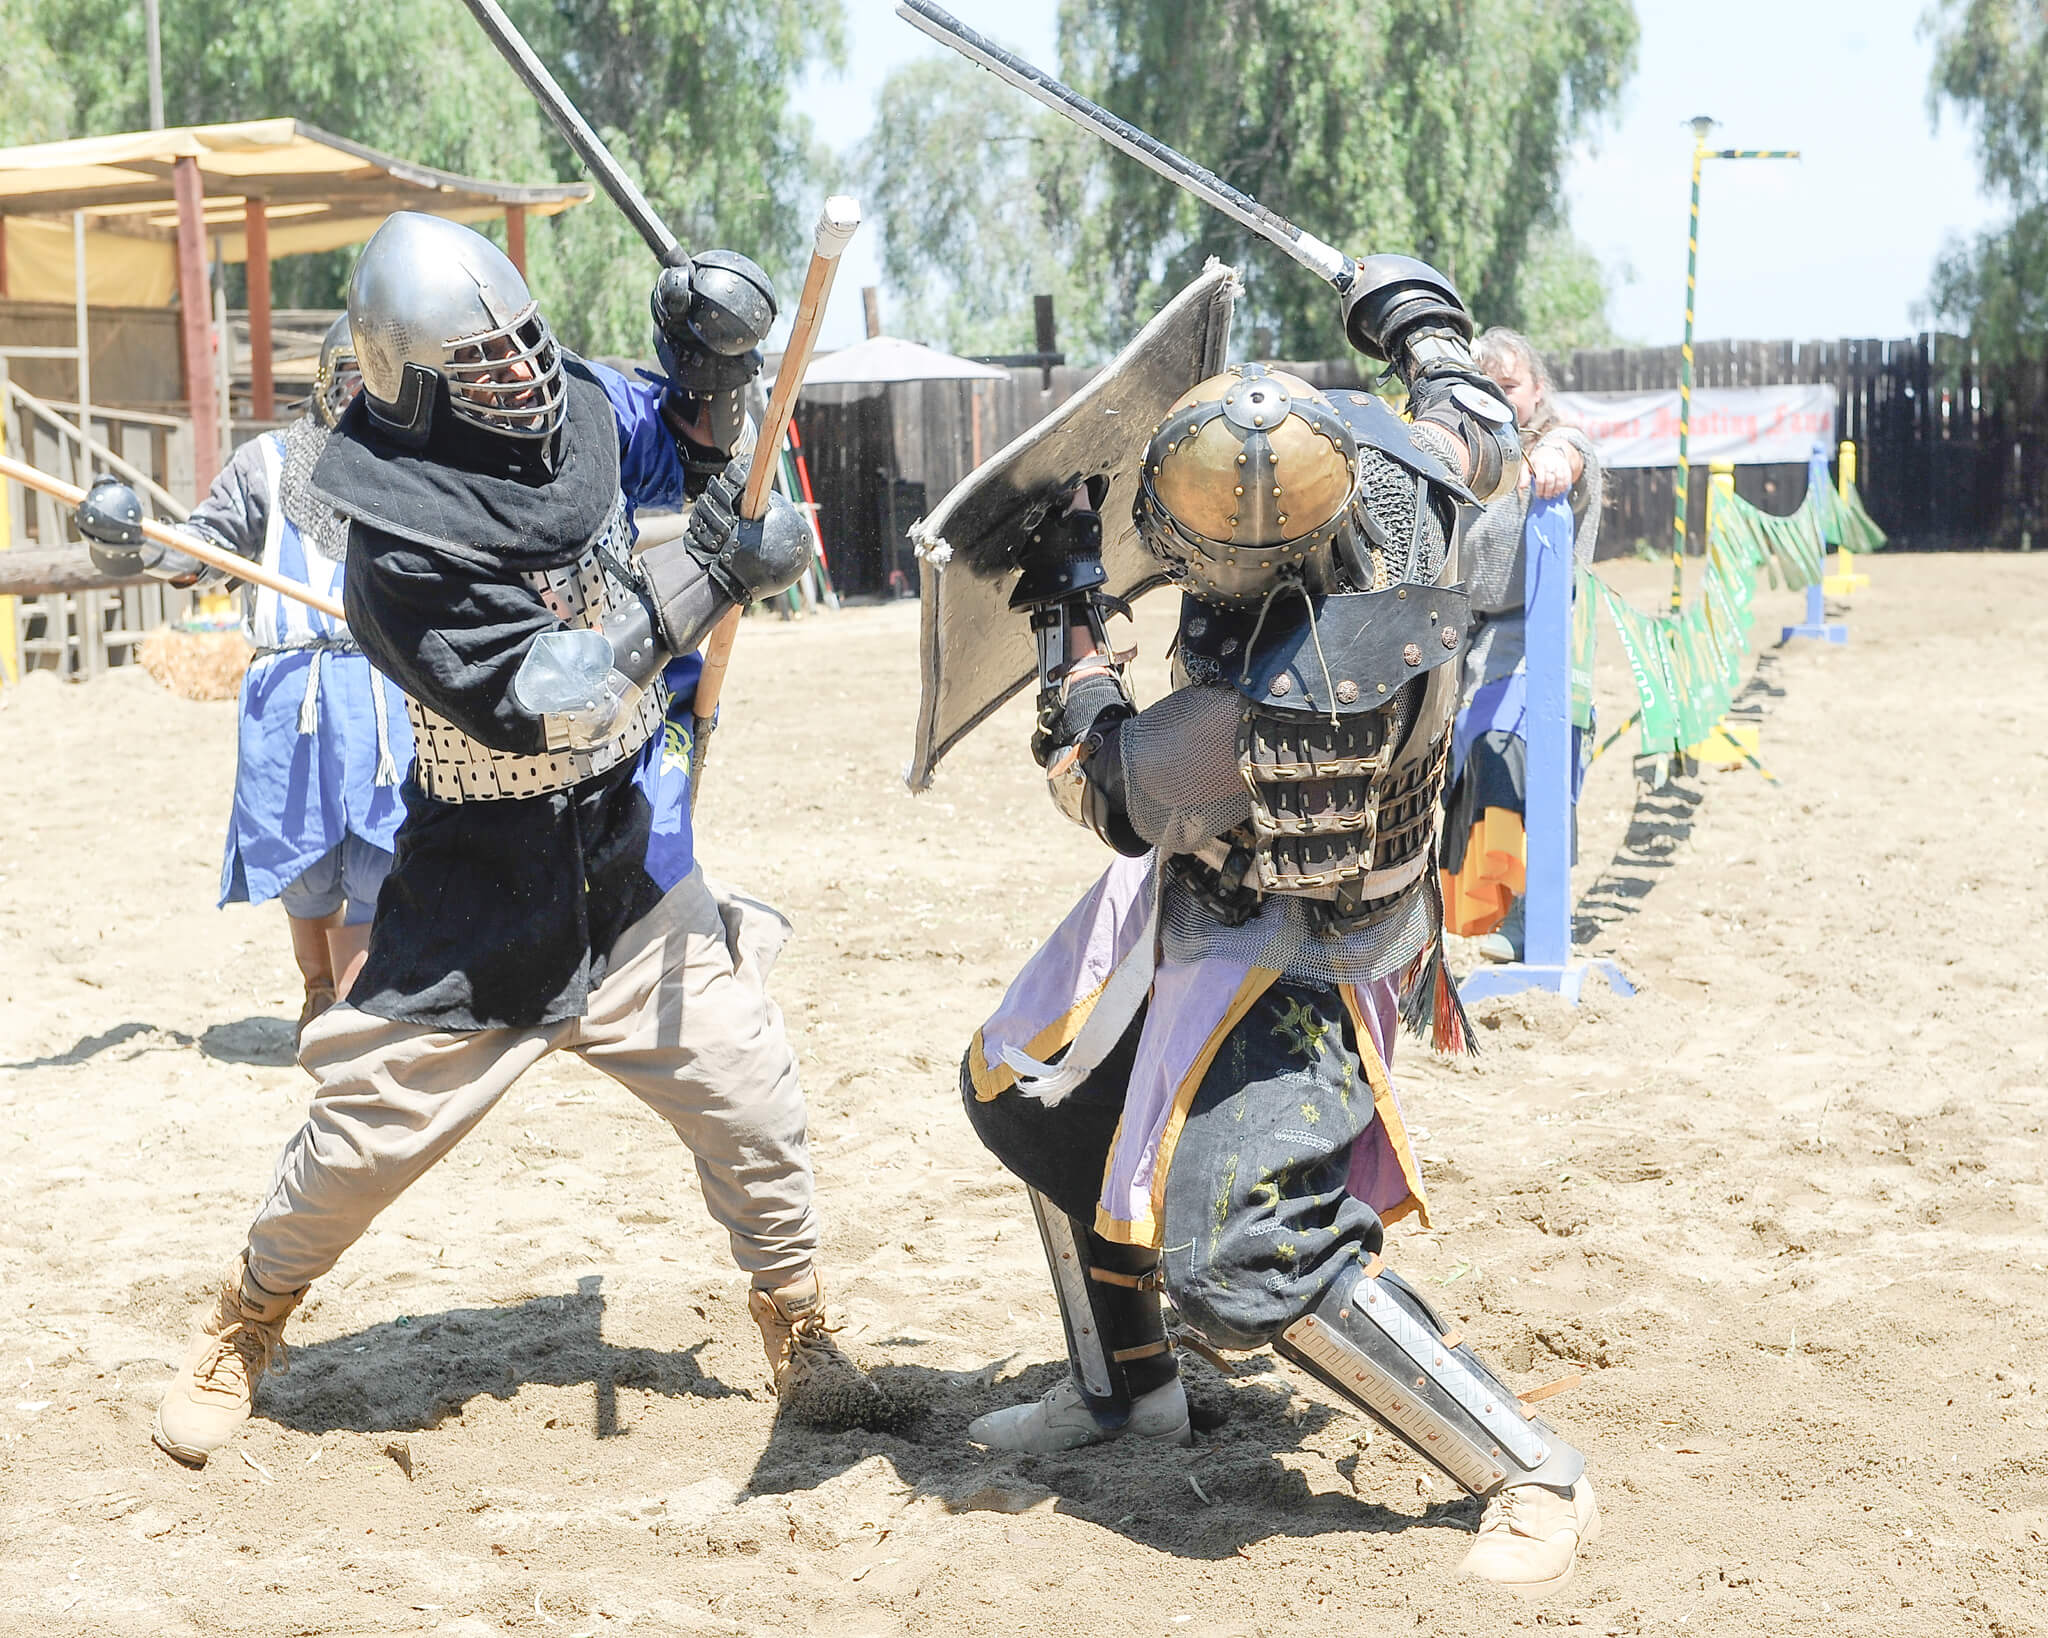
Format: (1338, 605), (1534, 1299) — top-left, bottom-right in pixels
(1510, 222), (1617, 353)
(865, 0), (1635, 363)
(13, 0), (841, 353)
(0, 1), (70, 147)
(860, 57), (1098, 353)
(1925, 0), (2048, 356)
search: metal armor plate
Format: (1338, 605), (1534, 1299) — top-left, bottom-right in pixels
(906, 262), (1239, 791)
(1323, 389), (1479, 505)
(407, 497), (668, 803)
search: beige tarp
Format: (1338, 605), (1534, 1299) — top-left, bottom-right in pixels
(0, 119), (592, 304)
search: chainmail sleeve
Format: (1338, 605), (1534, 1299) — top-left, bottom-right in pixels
(1098, 684), (1251, 853)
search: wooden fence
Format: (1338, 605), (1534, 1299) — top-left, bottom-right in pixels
(798, 366), (1100, 597)
(798, 331), (2047, 588)
(1541, 334), (2048, 553)
(1, 376), (199, 680)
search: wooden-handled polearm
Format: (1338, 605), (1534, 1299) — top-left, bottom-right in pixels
(455, 0), (857, 799)
(687, 196), (861, 804)
(0, 451), (346, 621)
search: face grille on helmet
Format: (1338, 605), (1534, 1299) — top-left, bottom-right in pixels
(315, 351), (361, 429)
(444, 304), (567, 440)
(346, 212), (568, 445)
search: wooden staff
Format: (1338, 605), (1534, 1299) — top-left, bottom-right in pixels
(0, 451), (347, 622)
(688, 196), (861, 802)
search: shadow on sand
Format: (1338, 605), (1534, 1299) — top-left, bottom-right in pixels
(250, 1273), (1475, 1562)
(3, 1016), (297, 1071)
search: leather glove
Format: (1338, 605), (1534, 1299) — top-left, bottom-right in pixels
(682, 457), (814, 608)
(75, 477), (163, 579)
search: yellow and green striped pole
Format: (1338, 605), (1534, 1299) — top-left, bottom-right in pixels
(1671, 119), (1799, 611)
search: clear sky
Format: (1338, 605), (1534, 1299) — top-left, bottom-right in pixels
(794, 0), (1999, 350)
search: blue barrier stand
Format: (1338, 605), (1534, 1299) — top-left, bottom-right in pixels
(1781, 446), (1848, 645)
(1459, 492), (1632, 1008)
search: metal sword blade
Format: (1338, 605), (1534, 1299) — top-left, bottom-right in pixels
(458, 0), (683, 266)
(894, 0), (1355, 290)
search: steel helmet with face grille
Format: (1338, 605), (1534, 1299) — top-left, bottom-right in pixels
(312, 313), (362, 430)
(347, 212), (566, 444)
(1135, 364), (1367, 609)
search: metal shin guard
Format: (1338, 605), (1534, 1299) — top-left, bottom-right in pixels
(1025, 1188), (1174, 1430)
(1277, 1261), (1584, 1497)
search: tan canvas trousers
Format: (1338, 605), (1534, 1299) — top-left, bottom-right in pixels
(244, 868), (818, 1294)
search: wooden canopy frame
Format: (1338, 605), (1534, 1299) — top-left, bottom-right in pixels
(0, 120), (593, 486)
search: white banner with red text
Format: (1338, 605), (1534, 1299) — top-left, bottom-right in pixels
(1552, 385), (1836, 468)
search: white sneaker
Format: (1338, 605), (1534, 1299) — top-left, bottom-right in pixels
(967, 1374), (1192, 1453)
(1458, 1475), (1602, 1597)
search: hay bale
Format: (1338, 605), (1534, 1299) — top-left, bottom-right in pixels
(137, 629), (250, 701)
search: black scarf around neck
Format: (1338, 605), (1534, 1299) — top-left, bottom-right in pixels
(308, 357), (621, 573)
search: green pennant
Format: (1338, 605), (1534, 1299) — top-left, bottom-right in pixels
(1599, 583), (1679, 752)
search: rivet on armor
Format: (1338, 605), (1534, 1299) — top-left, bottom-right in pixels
(1396, 587), (1407, 599)
(1403, 642), (1422, 666)
(1233, 485), (1244, 496)
(1272, 486), (1282, 498)
(1442, 625), (1459, 648)
(1236, 453), (1247, 466)
(1376, 682), (1388, 693)
(1270, 674), (1293, 697)
(1253, 415), (1265, 427)
(1335, 679), (1359, 704)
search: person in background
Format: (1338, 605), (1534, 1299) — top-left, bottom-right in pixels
(1439, 327), (1603, 962)
(79, 316), (412, 1039)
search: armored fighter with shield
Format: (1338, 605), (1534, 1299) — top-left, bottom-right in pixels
(899, 1), (1602, 1596)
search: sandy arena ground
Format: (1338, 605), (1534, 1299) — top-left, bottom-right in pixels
(1, 552), (2044, 1637)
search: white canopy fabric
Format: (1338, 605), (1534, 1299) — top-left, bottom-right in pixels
(785, 334), (1010, 388)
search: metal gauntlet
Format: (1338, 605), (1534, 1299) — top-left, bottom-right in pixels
(1010, 505), (1144, 851)
(1337, 254), (1521, 501)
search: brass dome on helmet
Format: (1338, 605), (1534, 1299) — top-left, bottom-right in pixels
(1135, 364), (1365, 608)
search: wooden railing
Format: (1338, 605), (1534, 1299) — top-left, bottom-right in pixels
(0, 363), (199, 682)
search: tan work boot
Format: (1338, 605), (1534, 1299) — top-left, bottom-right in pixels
(153, 1256), (301, 1466)
(747, 1270), (896, 1429)
(1458, 1475), (1602, 1597)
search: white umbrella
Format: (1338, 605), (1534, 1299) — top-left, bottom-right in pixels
(774, 334), (1012, 389)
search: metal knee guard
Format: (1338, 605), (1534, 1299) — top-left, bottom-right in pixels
(1276, 1259), (1584, 1497)
(1026, 1188), (1174, 1429)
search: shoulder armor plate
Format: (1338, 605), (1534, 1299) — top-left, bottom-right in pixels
(1326, 390), (1478, 506)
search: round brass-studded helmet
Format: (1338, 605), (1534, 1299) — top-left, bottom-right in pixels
(1135, 364), (1364, 608)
